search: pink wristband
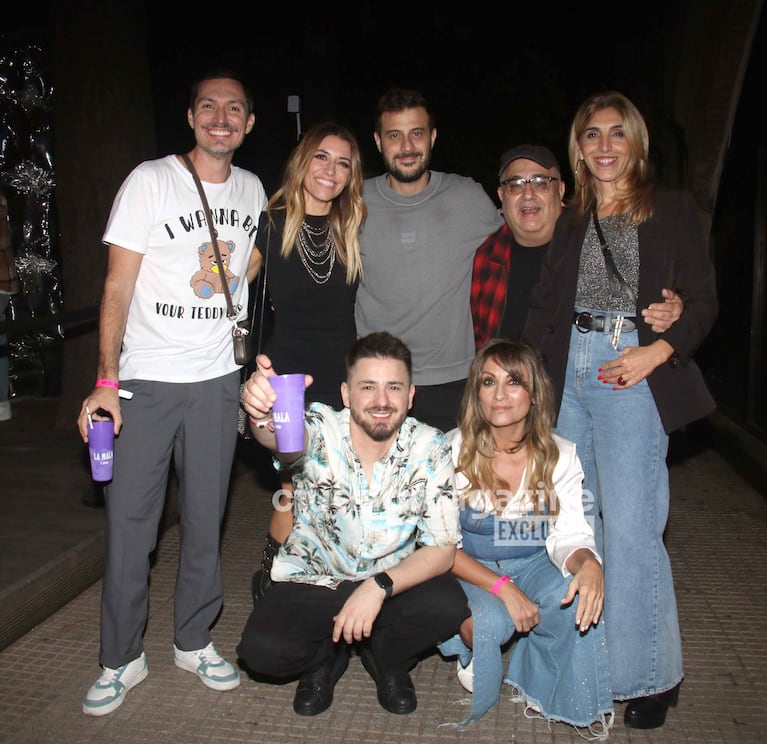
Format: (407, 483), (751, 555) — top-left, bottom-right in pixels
(250, 418), (275, 433)
(95, 378), (119, 390)
(491, 575), (512, 595)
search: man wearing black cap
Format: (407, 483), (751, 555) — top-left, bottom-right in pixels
(471, 145), (682, 348)
(472, 145), (564, 346)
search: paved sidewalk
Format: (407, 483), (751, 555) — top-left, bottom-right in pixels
(1, 397), (766, 742)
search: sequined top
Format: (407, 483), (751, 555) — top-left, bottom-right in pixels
(575, 214), (639, 313)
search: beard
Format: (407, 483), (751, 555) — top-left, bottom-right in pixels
(384, 149), (432, 184)
(350, 407), (408, 442)
(197, 126), (243, 159)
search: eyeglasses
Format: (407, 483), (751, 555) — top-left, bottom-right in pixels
(500, 176), (560, 195)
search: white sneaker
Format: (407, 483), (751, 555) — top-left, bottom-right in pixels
(82, 652), (148, 716)
(173, 642), (240, 690)
(456, 658), (474, 693)
(0, 401), (10, 421)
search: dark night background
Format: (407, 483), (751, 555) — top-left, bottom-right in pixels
(142, 3), (675, 196)
(1, 2), (705, 196)
(1, 0), (766, 443)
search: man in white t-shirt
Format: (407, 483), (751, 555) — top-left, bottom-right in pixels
(76, 69), (267, 717)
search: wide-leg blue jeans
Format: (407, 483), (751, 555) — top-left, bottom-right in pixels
(437, 548), (613, 734)
(556, 319), (683, 699)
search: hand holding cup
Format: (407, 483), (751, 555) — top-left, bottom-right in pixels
(243, 354), (313, 453)
(86, 415), (115, 482)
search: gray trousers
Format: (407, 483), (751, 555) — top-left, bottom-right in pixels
(99, 371), (241, 668)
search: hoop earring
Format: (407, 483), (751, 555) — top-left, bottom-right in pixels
(574, 158), (584, 178)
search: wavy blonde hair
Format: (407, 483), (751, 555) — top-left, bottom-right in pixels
(266, 121), (366, 283)
(456, 340), (560, 515)
(568, 90), (655, 226)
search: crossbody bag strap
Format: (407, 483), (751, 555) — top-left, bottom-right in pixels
(181, 153), (237, 320)
(591, 208), (637, 305)
(255, 222), (271, 354)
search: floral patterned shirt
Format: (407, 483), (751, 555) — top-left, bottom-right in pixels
(270, 402), (461, 588)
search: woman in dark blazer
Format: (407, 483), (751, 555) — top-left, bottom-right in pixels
(523, 91), (717, 730)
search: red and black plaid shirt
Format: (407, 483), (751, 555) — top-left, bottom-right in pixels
(471, 222), (513, 349)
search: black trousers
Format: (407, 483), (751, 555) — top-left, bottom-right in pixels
(409, 378), (466, 433)
(237, 573), (469, 679)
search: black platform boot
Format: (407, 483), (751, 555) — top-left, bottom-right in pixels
(251, 532), (282, 601)
(623, 682), (681, 729)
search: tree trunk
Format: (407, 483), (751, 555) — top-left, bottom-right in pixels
(51, 1), (155, 429)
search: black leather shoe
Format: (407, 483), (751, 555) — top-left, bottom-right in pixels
(293, 645), (349, 716)
(623, 683), (681, 729)
(357, 644), (417, 714)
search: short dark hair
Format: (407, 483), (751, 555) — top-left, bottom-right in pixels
(189, 68), (255, 116)
(345, 332), (412, 379)
(374, 87), (435, 134)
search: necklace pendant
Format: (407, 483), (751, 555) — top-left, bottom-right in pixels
(297, 219), (336, 284)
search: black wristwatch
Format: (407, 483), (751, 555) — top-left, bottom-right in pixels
(373, 572), (393, 599)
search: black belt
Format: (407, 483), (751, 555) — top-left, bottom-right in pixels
(574, 311), (637, 333)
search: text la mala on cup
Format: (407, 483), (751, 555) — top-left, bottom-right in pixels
(270, 374), (306, 453)
(88, 419), (115, 481)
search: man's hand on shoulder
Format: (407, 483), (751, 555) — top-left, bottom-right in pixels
(641, 287), (683, 333)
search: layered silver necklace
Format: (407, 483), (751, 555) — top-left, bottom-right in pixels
(296, 218), (335, 284)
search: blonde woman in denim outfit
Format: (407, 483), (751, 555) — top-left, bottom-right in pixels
(438, 339), (613, 736)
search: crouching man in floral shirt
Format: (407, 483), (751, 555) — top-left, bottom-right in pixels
(237, 331), (469, 717)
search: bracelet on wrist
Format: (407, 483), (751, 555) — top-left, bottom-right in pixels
(95, 378), (119, 390)
(491, 575), (512, 596)
(250, 417), (275, 432)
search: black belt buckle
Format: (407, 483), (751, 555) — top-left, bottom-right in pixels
(574, 311), (593, 333)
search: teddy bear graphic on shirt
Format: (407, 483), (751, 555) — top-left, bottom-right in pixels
(189, 239), (241, 299)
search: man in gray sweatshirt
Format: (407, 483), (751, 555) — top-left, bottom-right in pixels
(355, 88), (503, 432)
